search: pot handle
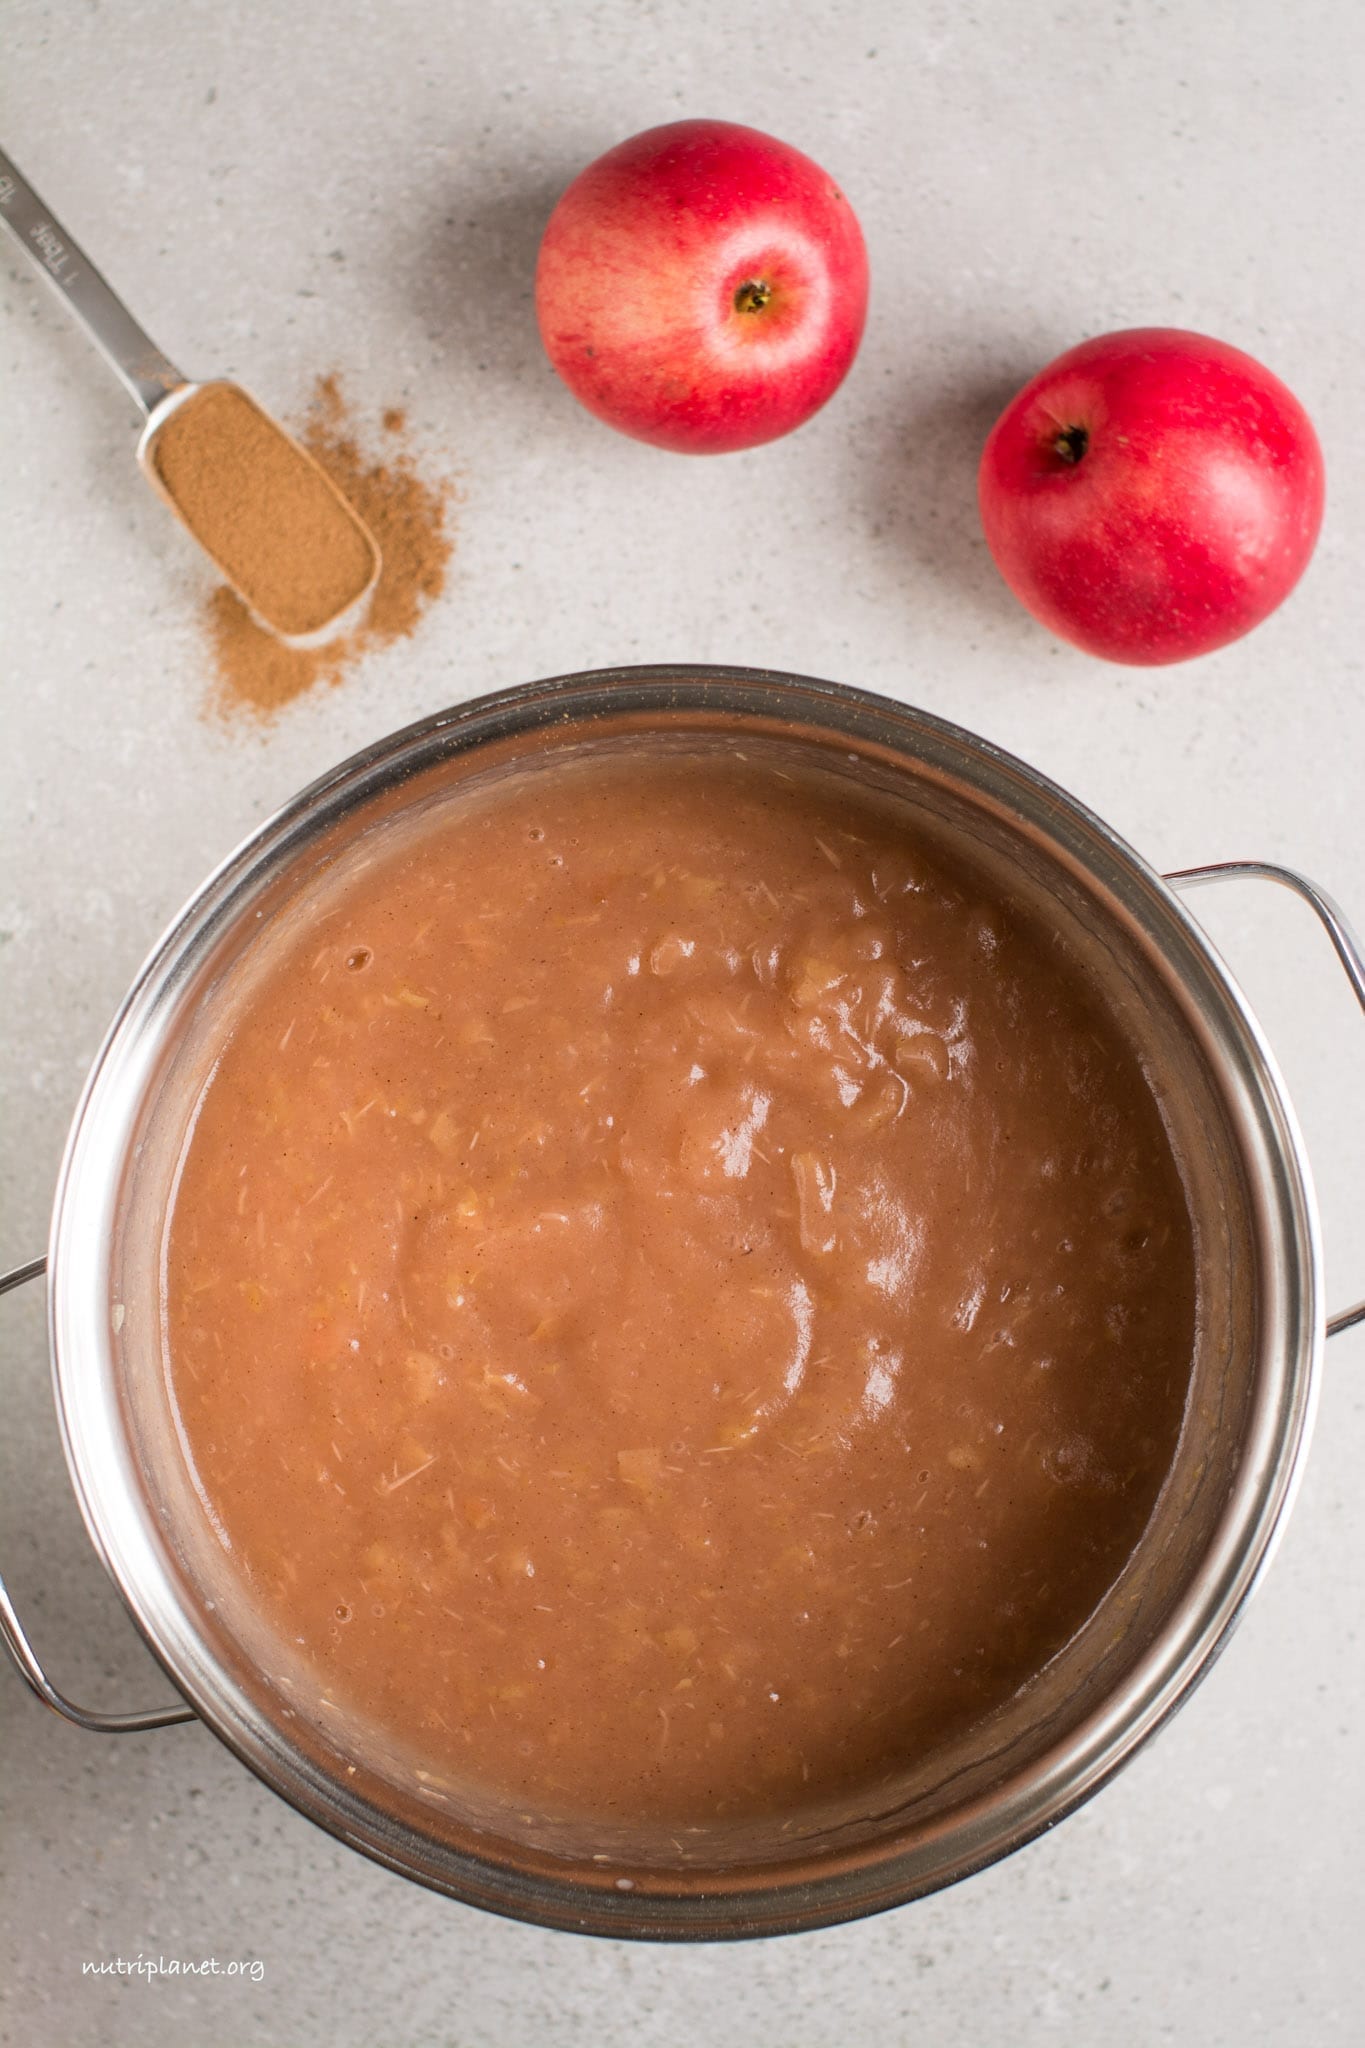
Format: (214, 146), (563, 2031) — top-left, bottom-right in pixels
(1165, 859), (1365, 1339)
(0, 1255), (197, 1732)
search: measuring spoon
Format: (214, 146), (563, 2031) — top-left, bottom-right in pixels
(0, 145), (380, 645)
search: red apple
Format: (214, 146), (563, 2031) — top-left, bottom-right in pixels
(534, 119), (869, 454)
(977, 329), (1325, 664)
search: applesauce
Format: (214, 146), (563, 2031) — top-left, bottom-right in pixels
(163, 749), (1196, 1827)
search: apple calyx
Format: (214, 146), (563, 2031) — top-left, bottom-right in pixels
(1051, 423), (1089, 466)
(732, 277), (774, 315)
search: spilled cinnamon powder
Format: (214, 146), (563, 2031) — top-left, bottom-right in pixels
(203, 375), (454, 719)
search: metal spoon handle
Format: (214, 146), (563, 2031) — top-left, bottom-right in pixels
(0, 145), (184, 417)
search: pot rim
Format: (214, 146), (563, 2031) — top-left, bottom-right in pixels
(45, 665), (1323, 1939)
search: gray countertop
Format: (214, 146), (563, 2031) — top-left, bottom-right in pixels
(2, 3), (1362, 2043)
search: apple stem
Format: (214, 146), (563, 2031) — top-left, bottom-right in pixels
(1053, 424), (1088, 465)
(733, 278), (773, 315)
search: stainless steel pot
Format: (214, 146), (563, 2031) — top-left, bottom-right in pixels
(3, 666), (1362, 1939)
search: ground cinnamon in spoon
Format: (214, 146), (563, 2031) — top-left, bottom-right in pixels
(201, 376), (455, 720)
(151, 382), (378, 638)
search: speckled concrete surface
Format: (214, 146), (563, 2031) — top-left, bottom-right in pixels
(2, 3), (1362, 2043)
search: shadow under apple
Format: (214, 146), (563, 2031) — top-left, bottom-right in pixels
(403, 162), (579, 393)
(847, 364), (1040, 635)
